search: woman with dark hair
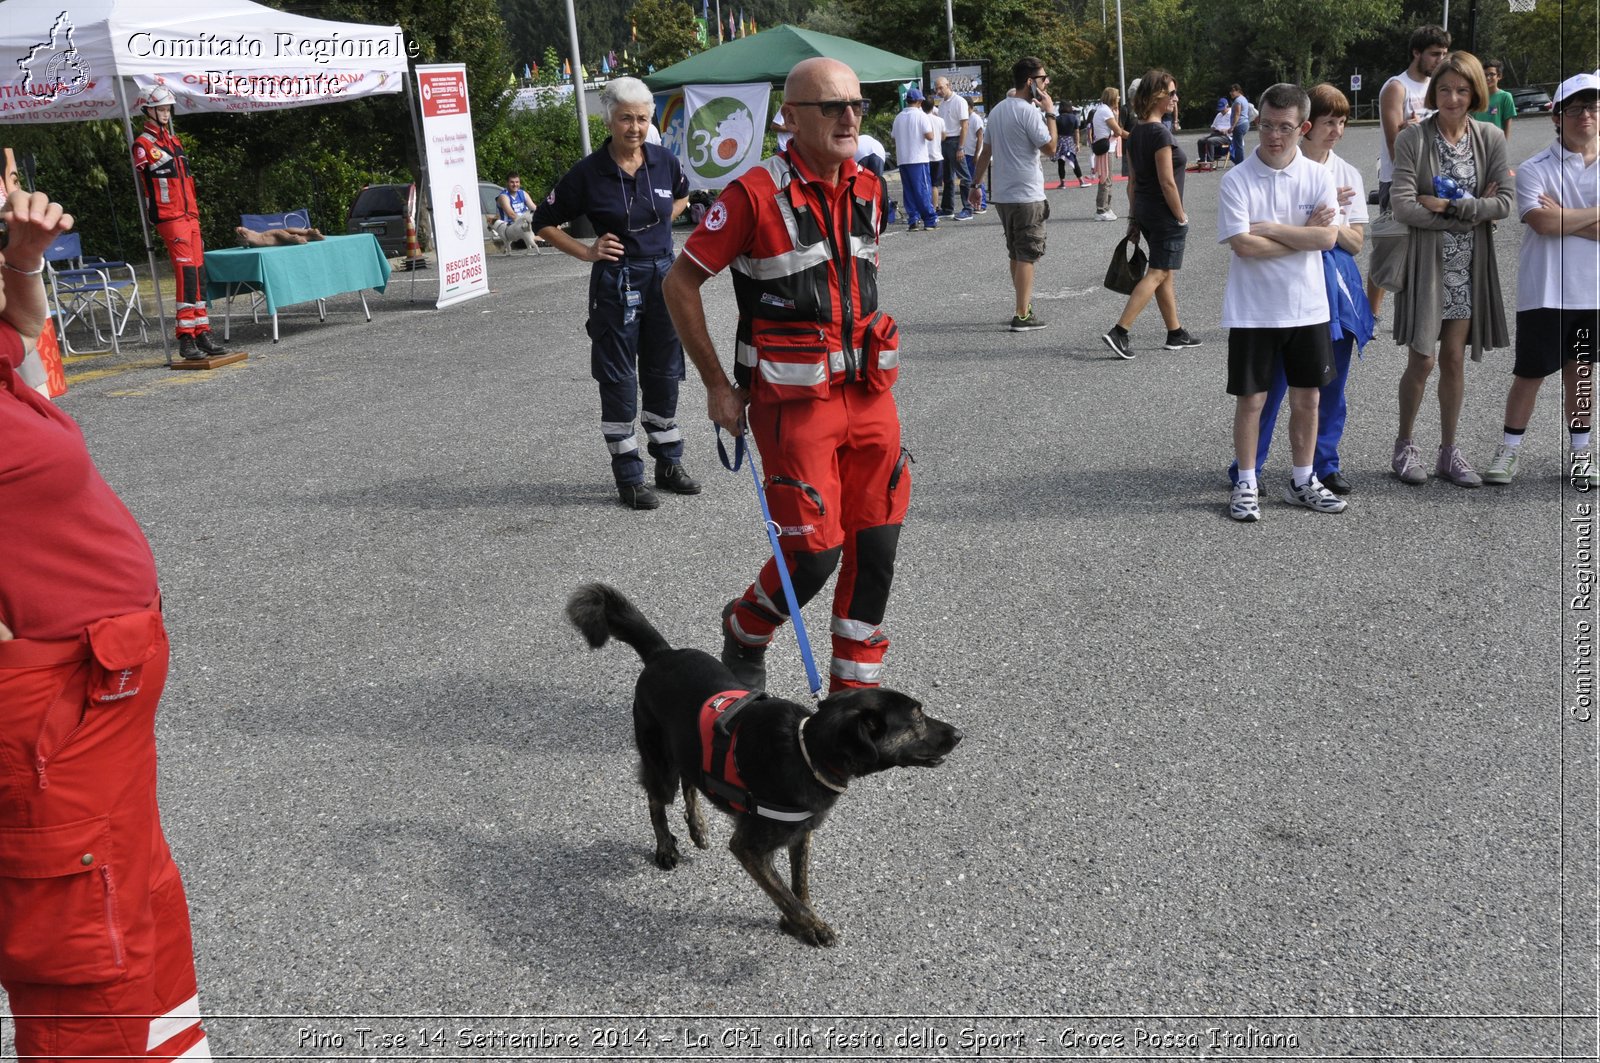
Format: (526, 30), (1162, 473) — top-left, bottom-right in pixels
(1053, 105), (1084, 187)
(1101, 70), (1199, 358)
(1388, 50), (1513, 487)
(534, 76), (698, 510)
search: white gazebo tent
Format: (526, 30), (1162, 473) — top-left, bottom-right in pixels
(0, 0), (410, 355)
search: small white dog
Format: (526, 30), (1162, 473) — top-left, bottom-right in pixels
(492, 212), (540, 254)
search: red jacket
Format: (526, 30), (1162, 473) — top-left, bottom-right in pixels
(685, 150), (899, 403)
(132, 120), (197, 223)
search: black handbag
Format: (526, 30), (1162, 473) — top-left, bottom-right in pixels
(1103, 233), (1148, 295)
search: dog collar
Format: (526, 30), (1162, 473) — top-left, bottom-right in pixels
(798, 715), (848, 793)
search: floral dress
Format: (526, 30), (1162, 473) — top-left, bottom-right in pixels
(1435, 128), (1477, 320)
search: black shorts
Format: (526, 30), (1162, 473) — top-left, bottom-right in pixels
(1514, 307), (1600, 378)
(1135, 213), (1188, 271)
(1092, 137), (1110, 156)
(1227, 324), (1334, 396)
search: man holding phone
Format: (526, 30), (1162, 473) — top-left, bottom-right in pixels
(968, 57), (1058, 331)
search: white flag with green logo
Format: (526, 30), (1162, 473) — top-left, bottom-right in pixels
(680, 82), (770, 190)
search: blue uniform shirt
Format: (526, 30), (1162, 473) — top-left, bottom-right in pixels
(532, 138), (687, 258)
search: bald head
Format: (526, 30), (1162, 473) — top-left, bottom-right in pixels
(779, 58), (863, 180)
(784, 57), (856, 99)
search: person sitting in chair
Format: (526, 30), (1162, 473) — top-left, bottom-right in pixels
(493, 173), (539, 252)
(233, 225), (325, 247)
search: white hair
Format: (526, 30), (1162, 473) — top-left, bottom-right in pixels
(602, 77), (655, 122)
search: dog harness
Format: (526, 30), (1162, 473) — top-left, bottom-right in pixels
(699, 690), (816, 825)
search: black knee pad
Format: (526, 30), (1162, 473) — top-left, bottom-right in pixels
(848, 524), (903, 620)
(788, 546), (843, 607)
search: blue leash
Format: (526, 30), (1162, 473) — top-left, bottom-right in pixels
(718, 426), (823, 698)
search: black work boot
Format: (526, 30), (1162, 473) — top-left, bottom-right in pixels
(177, 335), (204, 360)
(655, 461), (702, 495)
(194, 331), (228, 355)
(617, 481), (660, 510)
(720, 600), (768, 690)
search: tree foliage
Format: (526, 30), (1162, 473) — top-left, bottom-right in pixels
(633, 0), (704, 72)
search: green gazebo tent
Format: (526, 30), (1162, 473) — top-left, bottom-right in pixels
(643, 24), (921, 92)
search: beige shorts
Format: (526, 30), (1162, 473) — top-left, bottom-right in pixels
(995, 199), (1049, 263)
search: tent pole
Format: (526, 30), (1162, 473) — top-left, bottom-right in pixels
(113, 77), (171, 366)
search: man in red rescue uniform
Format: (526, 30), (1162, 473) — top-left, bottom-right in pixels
(665, 57), (910, 694)
(132, 86), (227, 361)
(0, 187), (211, 1060)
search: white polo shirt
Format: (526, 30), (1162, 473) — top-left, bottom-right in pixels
(891, 106), (933, 165)
(1516, 138), (1600, 311)
(1318, 149), (1369, 227)
(1218, 148), (1339, 329)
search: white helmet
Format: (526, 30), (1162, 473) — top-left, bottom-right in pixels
(141, 86), (175, 112)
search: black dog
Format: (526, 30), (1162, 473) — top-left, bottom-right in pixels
(566, 583), (962, 946)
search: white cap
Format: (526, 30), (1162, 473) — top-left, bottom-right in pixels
(1553, 72), (1600, 107)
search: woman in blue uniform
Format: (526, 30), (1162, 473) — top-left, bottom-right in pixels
(534, 77), (695, 510)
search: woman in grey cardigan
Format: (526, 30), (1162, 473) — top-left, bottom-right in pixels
(1389, 51), (1513, 487)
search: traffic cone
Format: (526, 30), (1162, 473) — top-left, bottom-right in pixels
(403, 182), (428, 271)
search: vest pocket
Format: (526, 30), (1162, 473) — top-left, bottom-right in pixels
(0, 814), (126, 985)
(861, 312), (900, 393)
(753, 324), (831, 402)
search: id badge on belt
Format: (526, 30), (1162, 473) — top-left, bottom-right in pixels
(623, 283), (642, 323)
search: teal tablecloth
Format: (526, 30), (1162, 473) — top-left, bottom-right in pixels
(204, 234), (391, 315)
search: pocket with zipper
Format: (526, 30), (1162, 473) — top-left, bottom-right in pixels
(0, 814), (126, 985)
(753, 324), (832, 401)
(860, 311), (900, 393)
(766, 475), (827, 540)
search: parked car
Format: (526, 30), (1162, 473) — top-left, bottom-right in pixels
(346, 183), (428, 255)
(1510, 87), (1553, 116)
(347, 181), (510, 255)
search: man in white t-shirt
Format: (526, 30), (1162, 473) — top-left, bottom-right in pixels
(968, 57), (1057, 331)
(935, 77), (973, 218)
(891, 87), (939, 230)
(1218, 83), (1340, 522)
(1482, 73), (1600, 488)
(1369, 24), (1449, 318)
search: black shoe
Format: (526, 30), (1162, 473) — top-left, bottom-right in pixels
(1322, 471), (1353, 495)
(194, 331), (228, 355)
(655, 461), (702, 495)
(617, 482), (660, 510)
(1163, 328), (1203, 350)
(1102, 326), (1134, 360)
(177, 335), (205, 360)
(720, 600), (768, 690)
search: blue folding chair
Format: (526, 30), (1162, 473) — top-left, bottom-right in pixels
(44, 233), (148, 355)
(232, 209), (320, 324)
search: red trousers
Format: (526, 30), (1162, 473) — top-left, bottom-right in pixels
(0, 610), (209, 1062)
(154, 217), (209, 339)
(727, 383), (911, 692)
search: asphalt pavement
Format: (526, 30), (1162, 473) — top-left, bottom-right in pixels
(13, 124), (1597, 1060)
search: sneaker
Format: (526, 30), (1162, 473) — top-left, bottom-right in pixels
(953, 208), (974, 221)
(1163, 328), (1202, 350)
(1229, 482), (1261, 523)
(1283, 475), (1349, 513)
(654, 461), (702, 495)
(907, 221), (923, 232)
(1009, 309), (1047, 332)
(1392, 437), (1428, 485)
(618, 481), (661, 509)
(1482, 443), (1520, 485)
(1095, 209), (1119, 221)
(925, 220), (939, 230)
(974, 205), (989, 214)
(720, 600), (768, 690)
(1101, 326), (1134, 360)
(1435, 444), (1483, 487)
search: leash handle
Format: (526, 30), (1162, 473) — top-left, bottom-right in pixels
(717, 425), (824, 699)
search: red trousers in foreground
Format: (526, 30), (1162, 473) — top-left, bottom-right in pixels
(0, 609), (209, 1063)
